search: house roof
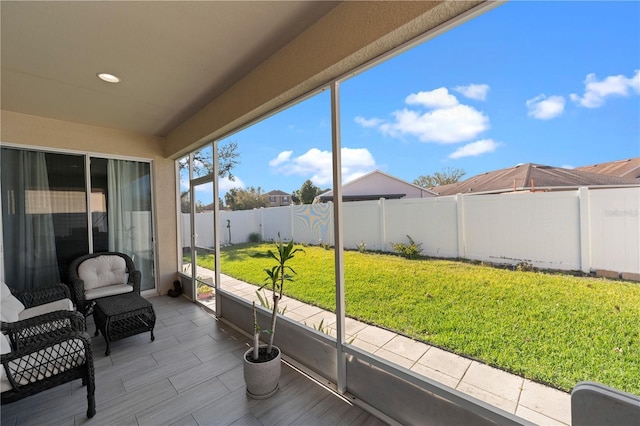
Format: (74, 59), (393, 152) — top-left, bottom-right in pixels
(265, 190), (290, 196)
(317, 169), (437, 202)
(574, 158), (640, 180)
(433, 163), (640, 196)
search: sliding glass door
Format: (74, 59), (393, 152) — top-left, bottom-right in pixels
(90, 157), (155, 291)
(1, 147), (155, 292)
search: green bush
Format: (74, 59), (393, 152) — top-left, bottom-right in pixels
(248, 232), (261, 243)
(391, 235), (423, 259)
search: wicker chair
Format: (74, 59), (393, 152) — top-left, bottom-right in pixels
(68, 252), (141, 317)
(1, 304), (96, 418)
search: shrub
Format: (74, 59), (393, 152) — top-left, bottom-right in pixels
(356, 241), (367, 253)
(248, 232), (261, 243)
(391, 235), (423, 259)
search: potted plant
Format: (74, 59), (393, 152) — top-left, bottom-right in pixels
(243, 235), (303, 399)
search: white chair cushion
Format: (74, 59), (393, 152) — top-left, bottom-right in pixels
(85, 284), (133, 301)
(18, 299), (74, 321)
(1, 282), (25, 323)
(0, 338), (86, 392)
(1, 333), (11, 390)
(78, 256), (128, 290)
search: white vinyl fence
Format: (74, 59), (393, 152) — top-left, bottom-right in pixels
(182, 187), (640, 276)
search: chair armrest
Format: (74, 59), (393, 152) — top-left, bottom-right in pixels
(13, 284), (71, 309)
(130, 270), (142, 293)
(1, 330), (92, 391)
(1, 311), (85, 351)
(67, 278), (86, 307)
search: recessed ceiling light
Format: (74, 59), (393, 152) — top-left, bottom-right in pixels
(97, 73), (121, 83)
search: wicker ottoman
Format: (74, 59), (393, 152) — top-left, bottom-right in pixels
(93, 293), (156, 356)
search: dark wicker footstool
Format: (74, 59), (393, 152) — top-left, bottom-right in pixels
(93, 293), (156, 356)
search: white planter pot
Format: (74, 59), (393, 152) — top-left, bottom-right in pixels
(243, 345), (281, 399)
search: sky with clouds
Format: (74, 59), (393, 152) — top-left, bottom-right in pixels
(186, 1), (640, 203)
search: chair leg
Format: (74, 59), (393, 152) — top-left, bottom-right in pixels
(86, 373), (96, 418)
(84, 348), (97, 418)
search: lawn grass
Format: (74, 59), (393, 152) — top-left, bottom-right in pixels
(196, 242), (640, 394)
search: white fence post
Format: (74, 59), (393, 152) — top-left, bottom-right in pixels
(578, 187), (591, 274)
(379, 197), (386, 251)
(456, 193), (465, 258)
(290, 204), (294, 242)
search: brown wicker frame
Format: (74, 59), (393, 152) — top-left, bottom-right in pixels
(67, 252), (142, 317)
(1, 310), (96, 418)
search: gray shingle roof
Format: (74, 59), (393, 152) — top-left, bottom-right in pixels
(433, 163), (639, 196)
(574, 158), (640, 179)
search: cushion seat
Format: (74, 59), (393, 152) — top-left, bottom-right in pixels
(18, 299), (74, 321)
(85, 284), (133, 301)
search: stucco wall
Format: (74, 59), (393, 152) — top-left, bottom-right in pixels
(0, 110), (178, 295)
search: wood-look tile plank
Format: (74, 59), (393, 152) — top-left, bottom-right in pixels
(169, 414), (200, 426)
(122, 352), (202, 393)
(151, 334), (216, 364)
(217, 365), (246, 393)
(77, 378), (177, 425)
(250, 366), (332, 426)
(135, 377), (231, 426)
(169, 350), (240, 392)
(192, 387), (259, 426)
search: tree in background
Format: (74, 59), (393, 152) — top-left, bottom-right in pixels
(292, 179), (323, 204)
(224, 187), (267, 211)
(179, 141), (240, 213)
(179, 140), (240, 180)
(414, 167), (466, 189)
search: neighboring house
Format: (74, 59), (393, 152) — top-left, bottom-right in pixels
(315, 170), (437, 203)
(432, 163), (640, 196)
(574, 158), (640, 180)
(265, 190), (292, 207)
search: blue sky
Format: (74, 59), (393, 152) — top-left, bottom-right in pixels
(192, 1), (640, 203)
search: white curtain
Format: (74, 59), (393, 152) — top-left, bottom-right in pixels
(1, 149), (60, 290)
(107, 159), (154, 290)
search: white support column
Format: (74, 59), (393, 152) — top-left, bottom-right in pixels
(578, 187), (591, 274)
(331, 81), (347, 393)
(213, 144), (222, 316)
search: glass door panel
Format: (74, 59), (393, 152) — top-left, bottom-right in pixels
(192, 180), (216, 309)
(90, 158), (155, 291)
(1, 147), (88, 289)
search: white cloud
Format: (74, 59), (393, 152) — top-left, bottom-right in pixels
(354, 116), (383, 128)
(570, 70), (640, 108)
(269, 147), (376, 185)
(526, 94), (566, 120)
(405, 87), (459, 109)
(268, 150), (293, 167)
(219, 176), (244, 192)
(355, 86), (491, 145)
(454, 84), (490, 101)
(560, 164), (575, 170)
(449, 139), (499, 159)
(380, 104), (489, 143)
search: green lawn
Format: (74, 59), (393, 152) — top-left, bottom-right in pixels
(195, 242), (640, 394)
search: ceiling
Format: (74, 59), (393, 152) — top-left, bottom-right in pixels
(1, 1), (340, 137)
